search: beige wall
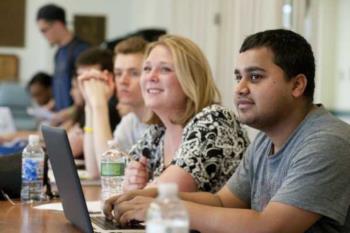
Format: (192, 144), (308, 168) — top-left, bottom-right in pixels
(0, 0), (348, 139)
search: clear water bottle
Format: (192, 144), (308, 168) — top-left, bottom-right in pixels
(21, 134), (45, 203)
(146, 183), (189, 233)
(100, 140), (128, 205)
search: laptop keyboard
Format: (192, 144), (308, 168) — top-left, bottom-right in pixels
(91, 216), (120, 230)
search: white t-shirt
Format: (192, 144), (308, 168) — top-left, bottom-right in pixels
(113, 112), (148, 153)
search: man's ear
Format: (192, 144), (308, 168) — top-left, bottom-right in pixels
(291, 74), (307, 98)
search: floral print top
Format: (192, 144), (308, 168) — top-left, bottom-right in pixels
(129, 104), (249, 193)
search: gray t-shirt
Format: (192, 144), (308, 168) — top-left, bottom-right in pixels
(227, 105), (350, 233)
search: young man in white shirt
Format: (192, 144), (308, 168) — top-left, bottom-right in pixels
(79, 37), (149, 178)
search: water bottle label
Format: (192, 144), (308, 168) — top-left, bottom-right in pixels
(101, 162), (125, 176)
(22, 158), (43, 181)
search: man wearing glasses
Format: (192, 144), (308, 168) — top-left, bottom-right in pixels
(36, 4), (89, 112)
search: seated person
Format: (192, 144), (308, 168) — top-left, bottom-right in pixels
(0, 73), (82, 156)
(104, 29), (350, 233)
(27, 72), (54, 112)
(69, 48), (122, 159)
(27, 72), (78, 128)
(0, 72), (54, 144)
(121, 35), (249, 193)
(0, 74), (84, 158)
(78, 37), (149, 178)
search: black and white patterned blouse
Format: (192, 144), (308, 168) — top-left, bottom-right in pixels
(129, 104), (249, 193)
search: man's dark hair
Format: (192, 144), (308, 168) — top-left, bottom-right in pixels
(76, 47), (114, 72)
(240, 29), (315, 101)
(27, 72), (52, 90)
(36, 4), (66, 25)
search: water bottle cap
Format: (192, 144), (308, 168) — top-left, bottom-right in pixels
(28, 134), (40, 145)
(158, 183), (178, 196)
(107, 140), (117, 149)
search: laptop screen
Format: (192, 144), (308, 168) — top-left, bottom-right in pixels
(42, 125), (94, 233)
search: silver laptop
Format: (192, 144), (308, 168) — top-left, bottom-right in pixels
(41, 125), (144, 233)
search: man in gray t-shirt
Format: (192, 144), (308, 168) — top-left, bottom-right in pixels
(228, 105), (350, 232)
(102, 29), (350, 233)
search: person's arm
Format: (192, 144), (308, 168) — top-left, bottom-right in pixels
(186, 199), (320, 233)
(91, 98), (112, 162)
(182, 187), (320, 233)
(103, 185), (244, 221)
(146, 165), (197, 192)
(78, 69), (114, 178)
(50, 106), (76, 126)
(83, 105), (99, 178)
(123, 154), (197, 193)
(104, 186), (239, 220)
(108, 185), (319, 233)
(85, 78), (113, 172)
(78, 73), (99, 178)
(0, 131), (34, 143)
(67, 123), (83, 158)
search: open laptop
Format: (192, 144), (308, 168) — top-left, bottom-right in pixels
(41, 125), (144, 233)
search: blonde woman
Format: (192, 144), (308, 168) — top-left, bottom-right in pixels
(123, 35), (249, 193)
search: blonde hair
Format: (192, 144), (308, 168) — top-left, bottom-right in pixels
(145, 35), (221, 126)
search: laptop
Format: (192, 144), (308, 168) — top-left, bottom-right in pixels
(41, 125), (144, 233)
(0, 153), (21, 199)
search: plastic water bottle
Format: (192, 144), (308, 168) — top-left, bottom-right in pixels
(100, 140), (128, 205)
(146, 183), (189, 233)
(21, 134), (45, 203)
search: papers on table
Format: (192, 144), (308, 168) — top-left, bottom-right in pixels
(0, 107), (16, 134)
(34, 200), (102, 213)
(27, 106), (53, 122)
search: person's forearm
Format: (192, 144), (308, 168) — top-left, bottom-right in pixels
(186, 202), (264, 233)
(84, 133), (99, 178)
(185, 201), (317, 233)
(83, 106), (99, 178)
(59, 106), (77, 121)
(1, 131), (35, 143)
(91, 103), (113, 167)
(179, 192), (223, 207)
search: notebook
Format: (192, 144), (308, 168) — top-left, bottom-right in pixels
(41, 125), (144, 233)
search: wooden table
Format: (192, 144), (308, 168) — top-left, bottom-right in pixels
(0, 185), (100, 233)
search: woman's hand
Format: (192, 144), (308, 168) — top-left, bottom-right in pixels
(116, 195), (153, 225)
(103, 188), (158, 225)
(122, 156), (149, 192)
